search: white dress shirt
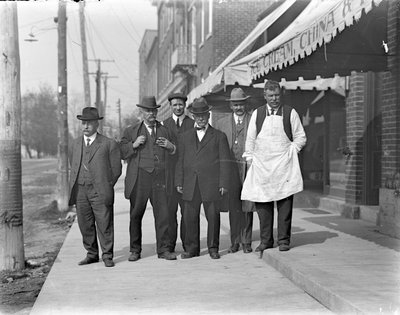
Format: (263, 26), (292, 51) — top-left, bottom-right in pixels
(195, 123), (209, 141)
(84, 133), (97, 146)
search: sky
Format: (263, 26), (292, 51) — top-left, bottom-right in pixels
(17, 0), (157, 126)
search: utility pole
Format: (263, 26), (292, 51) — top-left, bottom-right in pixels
(117, 98), (122, 139)
(56, 0), (69, 212)
(0, 2), (25, 271)
(79, 1), (90, 107)
(89, 59), (113, 133)
(103, 74), (118, 134)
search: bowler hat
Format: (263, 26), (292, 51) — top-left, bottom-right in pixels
(188, 97), (212, 114)
(77, 107), (103, 121)
(137, 96), (161, 109)
(168, 92), (187, 102)
(226, 87), (250, 102)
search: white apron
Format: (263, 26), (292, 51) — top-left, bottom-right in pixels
(241, 114), (303, 202)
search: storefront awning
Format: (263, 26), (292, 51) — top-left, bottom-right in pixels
(230, 0), (387, 82)
(186, 0), (298, 105)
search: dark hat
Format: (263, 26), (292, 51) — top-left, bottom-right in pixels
(168, 92), (187, 102)
(137, 96), (160, 109)
(226, 87), (250, 102)
(188, 97), (212, 114)
(77, 107), (103, 121)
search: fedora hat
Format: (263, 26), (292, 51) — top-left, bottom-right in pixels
(188, 97), (212, 114)
(168, 92), (187, 102)
(77, 107), (103, 121)
(137, 96), (161, 109)
(226, 87), (250, 102)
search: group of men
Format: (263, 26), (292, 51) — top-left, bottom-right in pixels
(68, 80), (307, 267)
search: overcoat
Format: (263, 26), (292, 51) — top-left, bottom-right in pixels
(163, 115), (194, 190)
(175, 126), (231, 202)
(120, 121), (175, 199)
(214, 113), (255, 212)
(69, 133), (122, 206)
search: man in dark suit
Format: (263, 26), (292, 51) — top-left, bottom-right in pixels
(214, 88), (255, 254)
(163, 92), (194, 253)
(69, 107), (122, 267)
(120, 96), (177, 262)
(175, 97), (230, 260)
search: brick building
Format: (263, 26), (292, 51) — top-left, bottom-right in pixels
(146, 0), (270, 120)
(239, 0), (399, 235)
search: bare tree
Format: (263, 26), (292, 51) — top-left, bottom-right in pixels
(0, 2), (25, 271)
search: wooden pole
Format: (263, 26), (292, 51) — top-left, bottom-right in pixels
(79, 1), (91, 107)
(0, 1), (25, 271)
(57, 0), (69, 212)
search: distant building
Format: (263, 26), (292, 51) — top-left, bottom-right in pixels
(138, 29), (158, 103)
(141, 0), (271, 120)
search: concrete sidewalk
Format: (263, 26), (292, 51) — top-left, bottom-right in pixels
(29, 176), (400, 314)
(260, 207), (400, 314)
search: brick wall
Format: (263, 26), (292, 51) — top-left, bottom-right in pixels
(196, 0), (270, 84)
(345, 72), (366, 204)
(380, 0), (400, 185)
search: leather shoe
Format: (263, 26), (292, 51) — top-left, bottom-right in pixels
(279, 244), (290, 251)
(242, 244), (252, 253)
(228, 244), (240, 253)
(103, 258), (115, 267)
(128, 252), (141, 262)
(209, 252), (220, 259)
(181, 252), (199, 259)
(78, 257), (99, 266)
(158, 251), (177, 260)
(255, 243), (272, 252)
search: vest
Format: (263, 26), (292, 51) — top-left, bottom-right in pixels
(77, 140), (94, 185)
(138, 124), (166, 173)
(256, 104), (293, 141)
(232, 118), (246, 162)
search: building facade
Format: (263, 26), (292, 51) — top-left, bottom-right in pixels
(147, 0), (270, 120)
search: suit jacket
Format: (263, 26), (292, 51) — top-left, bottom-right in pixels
(69, 133), (122, 206)
(214, 113), (255, 212)
(120, 120), (175, 199)
(175, 125), (230, 202)
(163, 115), (194, 191)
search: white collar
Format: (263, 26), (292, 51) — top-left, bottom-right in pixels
(195, 123), (209, 132)
(267, 104), (280, 114)
(84, 133), (97, 143)
(233, 113), (245, 124)
(173, 113), (186, 123)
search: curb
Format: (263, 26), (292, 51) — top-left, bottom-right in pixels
(260, 249), (364, 314)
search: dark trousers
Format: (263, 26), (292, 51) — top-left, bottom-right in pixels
(129, 168), (169, 255)
(256, 195), (293, 247)
(183, 182), (220, 255)
(76, 183), (114, 260)
(229, 210), (253, 246)
(167, 190), (186, 252)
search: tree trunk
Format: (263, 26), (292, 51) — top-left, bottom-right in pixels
(57, 0), (70, 212)
(0, 2), (25, 271)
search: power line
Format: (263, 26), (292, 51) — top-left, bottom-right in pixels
(84, 13), (97, 59)
(119, 1), (143, 41)
(107, 3), (140, 46)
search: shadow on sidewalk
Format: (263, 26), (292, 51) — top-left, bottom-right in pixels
(304, 215), (400, 252)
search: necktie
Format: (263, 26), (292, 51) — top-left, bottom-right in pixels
(176, 119), (180, 129)
(271, 109), (275, 115)
(150, 125), (156, 139)
(86, 138), (91, 147)
(237, 118), (243, 125)
(195, 126), (205, 131)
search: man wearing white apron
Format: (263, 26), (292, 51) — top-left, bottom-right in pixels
(241, 80), (306, 252)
